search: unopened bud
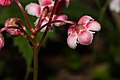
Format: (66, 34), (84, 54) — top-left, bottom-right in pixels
(5, 18), (25, 36)
(0, 0), (14, 6)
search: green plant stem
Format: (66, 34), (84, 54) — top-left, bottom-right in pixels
(33, 45), (38, 80)
(24, 67), (31, 80)
(99, 0), (109, 21)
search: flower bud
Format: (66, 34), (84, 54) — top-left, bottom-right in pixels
(0, 0), (13, 6)
(5, 18), (24, 36)
(0, 34), (4, 49)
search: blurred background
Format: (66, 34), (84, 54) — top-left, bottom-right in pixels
(0, 0), (120, 80)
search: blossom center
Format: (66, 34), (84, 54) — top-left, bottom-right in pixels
(75, 23), (86, 33)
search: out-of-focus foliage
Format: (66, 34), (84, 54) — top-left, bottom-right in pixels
(0, 0), (120, 80)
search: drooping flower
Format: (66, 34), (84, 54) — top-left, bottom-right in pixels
(67, 15), (101, 49)
(109, 0), (120, 13)
(0, 34), (4, 49)
(0, 0), (13, 6)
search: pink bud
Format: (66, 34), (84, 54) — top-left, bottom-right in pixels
(5, 18), (24, 36)
(0, 0), (13, 6)
(0, 34), (4, 49)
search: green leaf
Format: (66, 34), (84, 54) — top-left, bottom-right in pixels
(14, 36), (33, 67)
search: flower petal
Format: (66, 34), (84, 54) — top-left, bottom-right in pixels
(78, 30), (93, 45)
(54, 14), (68, 26)
(87, 21), (101, 31)
(39, 0), (53, 6)
(67, 25), (75, 35)
(25, 3), (41, 17)
(34, 18), (53, 32)
(78, 15), (93, 24)
(67, 32), (78, 49)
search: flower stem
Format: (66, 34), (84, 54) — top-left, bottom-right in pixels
(15, 0), (34, 32)
(38, 28), (48, 47)
(99, 0), (109, 21)
(33, 45), (38, 80)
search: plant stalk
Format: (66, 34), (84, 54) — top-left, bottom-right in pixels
(15, 0), (34, 32)
(33, 45), (38, 80)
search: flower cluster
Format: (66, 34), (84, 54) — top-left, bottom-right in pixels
(25, 0), (69, 31)
(0, 0), (101, 49)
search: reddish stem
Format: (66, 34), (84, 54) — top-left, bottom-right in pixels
(38, 20), (76, 32)
(38, 0), (59, 47)
(37, 28), (49, 47)
(15, 0), (34, 32)
(35, 7), (49, 30)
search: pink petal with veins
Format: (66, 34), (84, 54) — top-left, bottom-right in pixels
(54, 14), (68, 26)
(87, 21), (101, 31)
(78, 30), (93, 45)
(25, 3), (41, 17)
(67, 32), (78, 49)
(78, 15), (93, 24)
(39, 0), (53, 6)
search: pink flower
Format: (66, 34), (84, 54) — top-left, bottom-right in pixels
(67, 15), (101, 49)
(25, 0), (54, 17)
(0, 34), (4, 49)
(38, 0), (53, 6)
(109, 0), (120, 13)
(0, 0), (13, 6)
(25, 0), (68, 32)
